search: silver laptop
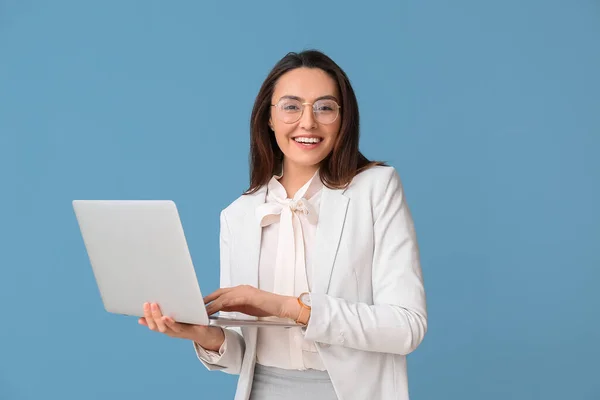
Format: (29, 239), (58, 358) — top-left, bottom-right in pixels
(72, 200), (300, 328)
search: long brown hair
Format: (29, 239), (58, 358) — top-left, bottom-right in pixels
(246, 49), (385, 194)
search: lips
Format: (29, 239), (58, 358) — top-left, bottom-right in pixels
(293, 136), (323, 144)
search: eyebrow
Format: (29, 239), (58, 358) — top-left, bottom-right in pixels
(278, 95), (339, 103)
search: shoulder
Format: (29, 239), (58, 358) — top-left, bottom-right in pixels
(346, 165), (402, 196)
(220, 186), (266, 222)
(344, 165), (407, 218)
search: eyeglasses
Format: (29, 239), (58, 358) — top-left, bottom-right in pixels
(270, 97), (341, 125)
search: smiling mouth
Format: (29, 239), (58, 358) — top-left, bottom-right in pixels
(293, 137), (323, 144)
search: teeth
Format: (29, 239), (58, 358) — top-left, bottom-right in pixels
(294, 137), (321, 144)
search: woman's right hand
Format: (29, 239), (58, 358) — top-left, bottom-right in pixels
(138, 302), (225, 352)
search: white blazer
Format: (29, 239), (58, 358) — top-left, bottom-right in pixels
(197, 166), (427, 400)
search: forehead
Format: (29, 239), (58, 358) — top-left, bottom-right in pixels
(273, 67), (339, 100)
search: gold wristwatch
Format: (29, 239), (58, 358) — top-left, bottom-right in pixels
(295, 292), (312, 325)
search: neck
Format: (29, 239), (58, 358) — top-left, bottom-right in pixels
(279, 159), (319, 198)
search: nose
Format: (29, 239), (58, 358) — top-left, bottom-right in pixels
(298, 103), (317, 130)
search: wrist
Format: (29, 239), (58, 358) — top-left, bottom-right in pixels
(295, 292), (312, 325)
(194, 326), (225, 352)
(282, 296), (302, 320)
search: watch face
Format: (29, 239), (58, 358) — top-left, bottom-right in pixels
(300, 293), (312, 307)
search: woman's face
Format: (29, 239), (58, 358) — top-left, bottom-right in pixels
(269, 67), (341, 171)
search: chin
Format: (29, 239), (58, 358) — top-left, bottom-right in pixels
(286, 154), (329, 169)
(280, 139), (333, 169)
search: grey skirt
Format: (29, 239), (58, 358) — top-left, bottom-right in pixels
(249, 364), (338, 400)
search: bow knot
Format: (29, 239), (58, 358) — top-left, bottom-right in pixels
(256, 197), (318, 227)
(289, 199), (308, 214)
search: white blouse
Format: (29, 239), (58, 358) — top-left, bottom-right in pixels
(196, 170), (326, 371)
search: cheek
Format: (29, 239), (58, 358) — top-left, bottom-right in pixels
(273, 126), (294, 148)
(324, 125), (340, 144)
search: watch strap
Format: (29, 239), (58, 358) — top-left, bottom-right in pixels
(295, 296), (311, 325)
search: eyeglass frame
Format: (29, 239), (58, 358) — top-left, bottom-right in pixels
(270, 96), (342, 125)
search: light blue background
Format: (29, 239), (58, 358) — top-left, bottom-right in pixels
(1, 1), (598, 399)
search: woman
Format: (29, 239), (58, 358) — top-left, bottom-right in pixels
(139, 50), (427, 400)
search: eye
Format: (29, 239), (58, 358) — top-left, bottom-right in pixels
(280, 100), (302, 112)
(315, 101), (337, 112)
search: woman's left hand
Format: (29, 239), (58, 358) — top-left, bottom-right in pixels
(204, 285), (300, 320)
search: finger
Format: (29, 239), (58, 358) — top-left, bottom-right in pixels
(205, 301), (216, 315)
(151, 303), (168, 333)
(205, 293), (229, 315)
(203, 287), (233, 304)
(138, 317), (148, 326)
(143, 302), (157, 330)
(205, 299), (222, 315)
(206, 294), (243, 315)
(163, 316), (183, 334)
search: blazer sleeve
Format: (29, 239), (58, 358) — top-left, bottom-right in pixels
(304, 167), (427, 355)
(192, 210), (246, 374)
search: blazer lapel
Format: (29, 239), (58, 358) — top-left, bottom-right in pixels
(313, 187), (349, 294)
(239, 187), (267, 289)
